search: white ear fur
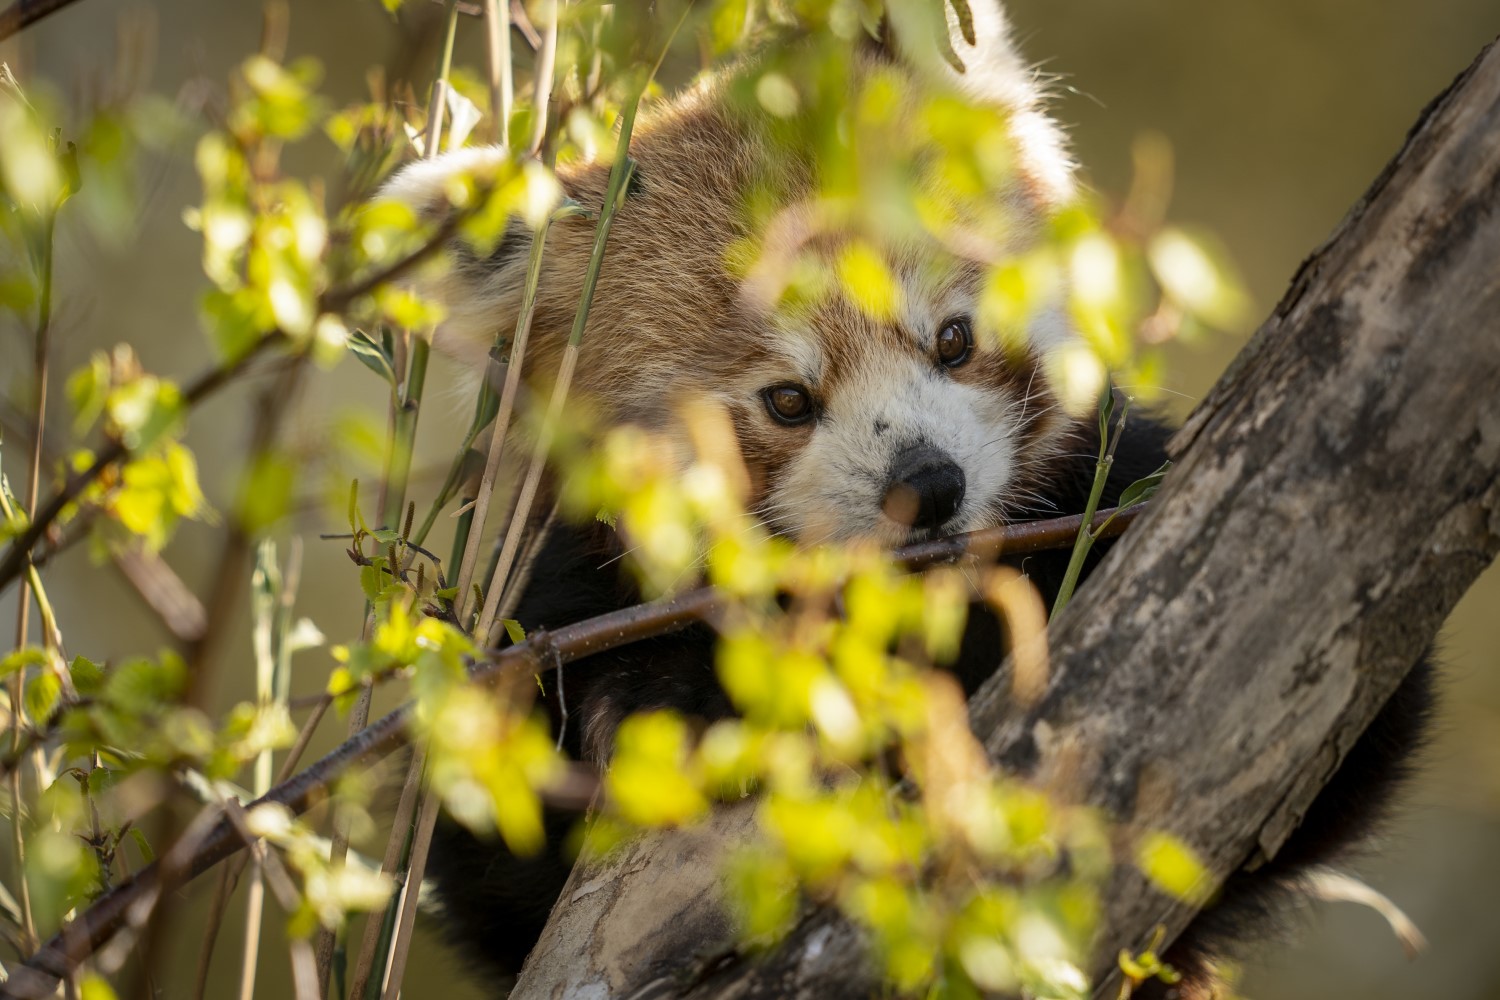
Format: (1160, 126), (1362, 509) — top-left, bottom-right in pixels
(381, 147), (534, 387)
(888, 1), (1074, 204)
(379, 144), (512, 218)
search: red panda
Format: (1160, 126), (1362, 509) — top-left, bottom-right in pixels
(387, 4), (1432, 996)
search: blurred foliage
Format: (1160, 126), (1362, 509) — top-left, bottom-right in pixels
(0, 0), (1244, 997)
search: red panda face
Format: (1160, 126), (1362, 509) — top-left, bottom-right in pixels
(387, 3), (1081, 546)
(711, 255), (1073, 544)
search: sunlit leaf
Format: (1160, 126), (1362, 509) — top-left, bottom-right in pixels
(22, 670), (61, 722)
(1, 646), (47, 678)
(1135, 831), (1212, 906)
(1148, 227), (1247, 330)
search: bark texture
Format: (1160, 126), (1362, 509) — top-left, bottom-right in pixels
(510, 39), (1500, 1000)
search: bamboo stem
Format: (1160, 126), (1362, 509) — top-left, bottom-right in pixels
(485, 0), (513, 149)
(450, 0), (563, 619)
(7, 204), (57, 955)
(345, 748), (426, 1000)
(476, 92), (642, 645)
(528, 0), (558, 157)
(452, 224), (551, 620)
(376, 786), (442, 1000)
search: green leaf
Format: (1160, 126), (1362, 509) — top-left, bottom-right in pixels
(66, 353), (110, 435)
(326, 665), (357, 698)
(111, 443), (212, 550)
(127, 827), (155, 864)
(200, 289), (265, 362)
(1116, 461), (1172, 510)
(502, 619), (525, 644)
(348, 329), (397, 388)
(235, 451), (295, 534)
(1095, 379), (1116, 444)
(1148, 227), (1248, 330)
(359, 562), (389, 603)
(1, 647), (47, 679)
(1135, 831), (1212, 905)
(106, 376), (184, 453)
(85, 766), (119, 797)
(374, 285), (445, 330)
(836, 240), (901, 322)
(69, 656), (104, 696)
(103, 654), (187, 714)
(24, 670), (62, 722)
(80, 974), (120, 1000)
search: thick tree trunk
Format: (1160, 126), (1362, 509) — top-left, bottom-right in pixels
(510, 38), (1500, 1000)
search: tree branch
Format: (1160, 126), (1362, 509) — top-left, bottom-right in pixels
(505, 38), (1500, 1000)
(0, 207), (481, 598)
(0, 335), (277, 596)
(0, 0), (86, 43)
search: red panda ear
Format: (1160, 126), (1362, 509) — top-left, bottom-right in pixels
(877, 1), (1075, 205)
(380, 147), (550, 367)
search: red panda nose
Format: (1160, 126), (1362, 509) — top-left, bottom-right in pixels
(883, 444), (966, 531)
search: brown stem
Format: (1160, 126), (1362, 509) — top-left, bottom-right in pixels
(0, 0), (85, 42)
(0, 201), (482, 598)
(346, 749), (427, 1000)
(0, 336), (275, 595)
(189, 693), (333, 996)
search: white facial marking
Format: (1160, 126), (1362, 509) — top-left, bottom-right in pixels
(772, 347), (1019, 543)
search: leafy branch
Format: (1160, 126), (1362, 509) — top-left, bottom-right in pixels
(2, 502), (1150, 995)
(0, 206), (491, 598)
(1049, 386), (1170, 622)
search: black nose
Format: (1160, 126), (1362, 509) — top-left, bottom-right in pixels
(883, 444), (966, 531)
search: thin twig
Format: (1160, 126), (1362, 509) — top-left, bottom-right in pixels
(236, 857), (265, 1000)
(219, 799), (317, 1000)
(190, 691), (333, 998)
(494, 500), (558, 623)
(190, 864), (235, 1000)
(0, 0), (84, 42)
(527, 0), (558, 157)
(484, 0), (512, 148)
(452, 219), (552, 620)
(7, 189), (60, 956)
(346, 749), (426, 1000)
(376, 785), (441, 1000)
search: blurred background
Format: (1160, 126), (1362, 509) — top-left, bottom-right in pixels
(3, 1), (1498, 997)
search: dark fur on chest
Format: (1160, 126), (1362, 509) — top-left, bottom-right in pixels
(425, 415), (1434, 996)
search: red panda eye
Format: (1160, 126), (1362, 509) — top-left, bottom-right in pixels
(763, 384), (815, 425)
(936, 317), (973, 368)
